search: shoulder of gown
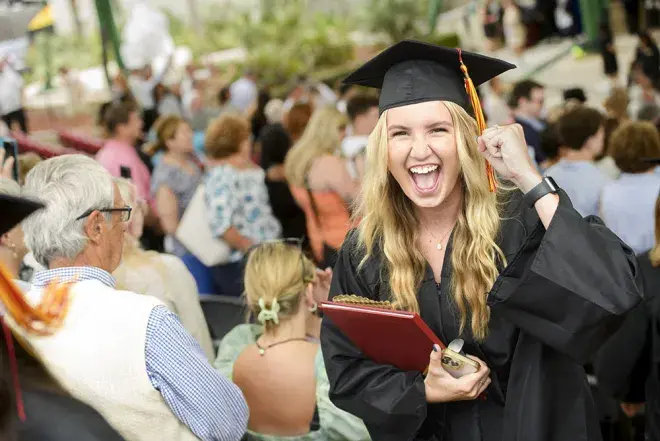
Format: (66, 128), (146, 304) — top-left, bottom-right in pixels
(490, 188), (643, 364)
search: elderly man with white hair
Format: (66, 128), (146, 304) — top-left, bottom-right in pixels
(16, 154), (249, 441)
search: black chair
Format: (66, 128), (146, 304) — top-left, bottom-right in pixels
(199, 294), (249, 344)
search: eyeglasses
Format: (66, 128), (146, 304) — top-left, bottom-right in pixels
(246, 237), (312, 285)
(75, 207), (132, 222)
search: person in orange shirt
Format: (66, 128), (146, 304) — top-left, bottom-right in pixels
(284, 107), (357, 268)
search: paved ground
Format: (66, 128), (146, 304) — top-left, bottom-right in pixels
(491, 31), (644, 111)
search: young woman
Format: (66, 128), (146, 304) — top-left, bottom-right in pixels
(284, 107), (354, 268)
(320, 40), (641, 441)
(214, 240), (369, 440)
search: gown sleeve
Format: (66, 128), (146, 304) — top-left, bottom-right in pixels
(488, 191), (642, 365)
(593, 299), (651, 403)
(320, 231), (436, 441)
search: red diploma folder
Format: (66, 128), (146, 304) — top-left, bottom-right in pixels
(320, 301), (445, 373)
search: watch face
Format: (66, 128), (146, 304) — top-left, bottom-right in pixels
(545, 177), (558, 192)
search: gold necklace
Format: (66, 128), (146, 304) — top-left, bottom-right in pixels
(423, 223), (455, 251)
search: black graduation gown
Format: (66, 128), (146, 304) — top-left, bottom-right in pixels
(17, 389), (126, 441)
(320, 190), (642, 441)
(595, 252), (660, 441)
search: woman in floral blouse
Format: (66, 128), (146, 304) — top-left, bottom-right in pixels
(204, 113), (282, 296)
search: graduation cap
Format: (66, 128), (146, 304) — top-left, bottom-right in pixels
(0, 193), (44, 237)
(343, 40), (516, 192)
(0, 193), (44, 422)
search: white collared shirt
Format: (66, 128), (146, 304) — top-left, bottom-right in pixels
(0, 68), (24, 115)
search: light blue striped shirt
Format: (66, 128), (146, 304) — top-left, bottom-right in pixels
(544, 160), (611, 217)
(33, 266), (249, 441)
(600, 173), (660, 255)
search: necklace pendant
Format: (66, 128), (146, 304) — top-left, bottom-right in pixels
(259, 348), (265, 356)
(436, 242), (443, 250)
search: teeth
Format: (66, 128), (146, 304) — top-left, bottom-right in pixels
(410, 165), (439, 174)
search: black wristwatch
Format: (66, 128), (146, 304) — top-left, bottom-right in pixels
(523, 177), (559, 207)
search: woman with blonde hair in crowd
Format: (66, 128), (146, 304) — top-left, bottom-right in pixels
(113, 177), (214, 360)
(146, 115), (214, 293)
(321, 41), (640, 440)
(284, 107), (354, 268)
(214, 240), (370, 440)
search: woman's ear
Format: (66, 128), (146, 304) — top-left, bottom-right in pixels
(304, 282), (316, 307)
(83, 211), (106, 245)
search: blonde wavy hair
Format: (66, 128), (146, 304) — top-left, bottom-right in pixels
(284, 106), (347, 187)
(355, 101), (507, 341)
(113, 178), (167, 288)
(244, 242), (317, 331)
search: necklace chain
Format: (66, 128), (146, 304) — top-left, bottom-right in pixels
(423, 222), (455, 251)
(256, 336), (312, 356)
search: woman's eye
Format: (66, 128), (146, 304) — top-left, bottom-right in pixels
(391, 131), (408, 138)
(430, 127), (447, 134)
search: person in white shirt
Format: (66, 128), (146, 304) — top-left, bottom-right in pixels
(128, 54), (174, 133)
(229, 71), (258, 114)
(0, 58), (27, 133)
(341, 95), (379, 180)
(16, 154), (249, 441)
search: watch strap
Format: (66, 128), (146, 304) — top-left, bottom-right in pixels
(523, 177), (559, 207)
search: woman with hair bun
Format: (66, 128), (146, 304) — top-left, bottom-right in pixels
(214, 240), (369, 440)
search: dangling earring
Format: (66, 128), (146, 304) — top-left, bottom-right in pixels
(309, 302), (318, 313)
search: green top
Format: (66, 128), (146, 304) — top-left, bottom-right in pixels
(214, 324), (371, 441)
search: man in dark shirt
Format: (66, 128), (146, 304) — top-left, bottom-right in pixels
(509, 80), (547, 166)
(259, 118), (308, 242)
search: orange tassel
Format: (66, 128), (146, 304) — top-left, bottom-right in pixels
(0, 262), (70, 421)
(457, 48), (497, 193)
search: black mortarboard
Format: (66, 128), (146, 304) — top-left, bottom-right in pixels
(0, 193), (44, 236)
(343, 40), (516, 114)
(563, 88), (587, 103)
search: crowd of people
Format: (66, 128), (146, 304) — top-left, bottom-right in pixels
(1, 4), (660, 441)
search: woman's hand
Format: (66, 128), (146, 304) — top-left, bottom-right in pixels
(424, 346), (491, 403)
(477, 124), (542, 193)
(314, 267), (333, 302)
(0, 148), (16, 181)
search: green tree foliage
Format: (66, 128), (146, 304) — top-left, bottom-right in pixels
(231, 0), (355, 85)
(363, 0), (431, 43)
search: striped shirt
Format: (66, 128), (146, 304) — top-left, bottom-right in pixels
(33, 266), (249, 441)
